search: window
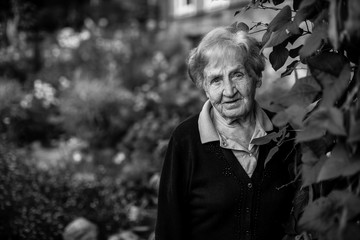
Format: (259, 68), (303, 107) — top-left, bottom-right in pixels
(203, 0), (230, 12)
(174, 0), (197, 17)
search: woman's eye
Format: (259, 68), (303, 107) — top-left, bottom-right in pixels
(210, 77), (221, 84)
(233, 72), (244, 78)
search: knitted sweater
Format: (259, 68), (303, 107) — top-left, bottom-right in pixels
(155, 113), (296, 240)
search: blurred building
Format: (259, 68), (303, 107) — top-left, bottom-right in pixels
(154, 0), (250, 43)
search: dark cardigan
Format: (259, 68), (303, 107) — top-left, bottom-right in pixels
(155, 113), (296, 240)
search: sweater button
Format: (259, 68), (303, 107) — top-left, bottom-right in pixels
(247, 183), (252, 189)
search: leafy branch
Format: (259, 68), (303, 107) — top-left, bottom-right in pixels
(238, 0), (360, 239)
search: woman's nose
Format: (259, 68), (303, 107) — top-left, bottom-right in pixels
(223, 79), (236, 96)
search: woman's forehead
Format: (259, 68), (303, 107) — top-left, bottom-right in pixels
(205, 45), (244, 68)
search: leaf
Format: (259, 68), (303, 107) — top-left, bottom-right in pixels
(301, 147), (326, 186)
(269, 45), (289, 71)
(272, 104), (307, 128)
(281, 60), (299, 77)
(287, 32), (303, 45)
(293, 8), (308, 27)
(305, 107), (346, 136)
(236, 22), (250, 32)
(251, 126), (287, 145)
(251, 133), (276, 145)
(320, 64), (351, 107)
(299, 22), (328, 58)
(348, 114), (360, 143)
(273, 0), (285, 6)
(307, 52), (348, 77)
(293, 0), (302, 11)
(317, 143), (360, 182)
(296, 126), (325, 142)
(328, 190), (360, 220)
(229, 21), (250, 33)
(289, 45), (303, 58)
(328, 0), (340, 50)
(268, 5), (292, 32)
(299, 0), (317, 10)
(298, 196), (335, 231)
(304, 134), (336, 158)
(344, 0), (360, 39)
(262, 29), (272, 46)
(265, 146), (279, 166)
(262, 24), (291, 50)
(286, 76), (321, 107)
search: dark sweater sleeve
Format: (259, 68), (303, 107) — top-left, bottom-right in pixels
(155, 135), (191, 240)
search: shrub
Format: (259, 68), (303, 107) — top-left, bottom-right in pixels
(0, 141), (157, 240)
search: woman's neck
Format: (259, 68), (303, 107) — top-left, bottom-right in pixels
(212, 107), (256, 129)
(211, 107), (256, 143)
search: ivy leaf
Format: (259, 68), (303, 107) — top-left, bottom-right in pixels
(348, 114), (360, 143)
(229, 21), (250, 33)
(299, 0), (317, 10)
(268, 5), (292, 32)
(297, 106), (346, 143)
(286, 76), (321, 107)
(344, 0), (360, 40)
(281, 60), (299, 77)
(293, 0), (302, 11)
(251, 126), (287, 145)
(304, 107), (346, 136)
(307, 52), (348, 77)
(265, 146), (279, 166)
(298, 196), (335, 232)
(329, 190), (360, 220)
(300, 190), (360, 232)
(289, 45), (303, 58)
(328, 0), (340, 50)
(273, 0), (285, 6)
(293, 8), (308, 27)
(272, 104), (307, 128)
(262, 29), (272, 46)
(251, 132), (276, 145)
(296, 125), (325, 142)
(301, 147), (326, 187)
(320, 64), (351, 107)
(269, 45), (289, 71)
(287, 32), (303, 45)
(236, 22), (250, 32)
(293, 0), (320, 27)
(304, 133), (336, 158)
(299, 22), (328, 58)
(317, 143), (360, 182)
(262, 24), (291, 50)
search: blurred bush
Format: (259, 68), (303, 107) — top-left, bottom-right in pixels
(59, 80), (138, 148)
(0, 8), (204, 240)
(0, 141), (157, 240)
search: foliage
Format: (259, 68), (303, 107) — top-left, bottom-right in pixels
(0, 1), (203, 239)
(59, 79), (138, 148)
(0, 141), (157, 240)
(239, 0), (360, 239)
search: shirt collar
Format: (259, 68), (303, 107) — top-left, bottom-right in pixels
(198, 100), (273, 144)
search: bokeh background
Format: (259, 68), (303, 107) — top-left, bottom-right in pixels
(0, 0), (295, 240)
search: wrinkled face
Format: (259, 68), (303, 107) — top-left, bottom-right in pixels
(203, 47), (259, 123)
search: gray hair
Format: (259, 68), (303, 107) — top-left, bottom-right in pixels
(187, 26), (265, 88)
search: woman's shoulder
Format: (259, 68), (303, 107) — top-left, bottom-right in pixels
(171, 114), (200, 140)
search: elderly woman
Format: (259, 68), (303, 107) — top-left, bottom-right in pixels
(155, 25), (296, 240)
